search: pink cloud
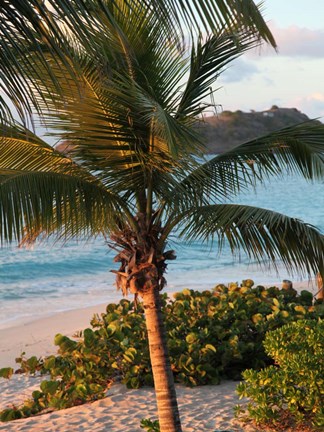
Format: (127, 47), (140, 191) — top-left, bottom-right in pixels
(269, 23), (324, 58)
(290, 93), (324, 120)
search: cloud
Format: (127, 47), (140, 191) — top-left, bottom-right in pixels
(220, 58), (259, 83)
(291, 93), (324, 119)
(264, 23), (324, 58)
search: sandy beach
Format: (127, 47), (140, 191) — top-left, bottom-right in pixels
(0, 280), (320, 431)
(0, 374), (259, 432)
(0, 303), (110, 369)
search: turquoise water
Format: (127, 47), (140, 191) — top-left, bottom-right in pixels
(0, 175), (323, 328)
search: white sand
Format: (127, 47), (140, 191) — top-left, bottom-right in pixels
(0, 375), (256, 431)
(0, 280), (319, 431)
(0, 303), (109, 369)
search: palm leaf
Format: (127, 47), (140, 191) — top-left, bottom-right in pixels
(0, 121), (97, 179)
(0, 123), (126, 242)
(0, 0), (79, 120)
(176, 29), (261, 119)
(218, 121), (324, 179)
(160, 0), (276, 46)
(175, 121), (324, 208)
(12, 35), (201, 196)
(0, 170), (121, 243)
(179, 203), (324, 277)
(45, 0), (276, 50)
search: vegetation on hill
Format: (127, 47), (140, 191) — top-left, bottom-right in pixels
(200, 106), (320, 153)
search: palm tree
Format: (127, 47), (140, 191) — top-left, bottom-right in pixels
(1, 1), (324, 431)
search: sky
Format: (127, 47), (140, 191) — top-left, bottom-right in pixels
(214, 0), (324, 120)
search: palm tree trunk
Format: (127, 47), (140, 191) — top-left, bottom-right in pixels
(142, 287), (182, 432)
(316, 273), (324, 300)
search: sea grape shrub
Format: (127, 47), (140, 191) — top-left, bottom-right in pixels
(0, 333), (112, 420)
(165, 289), (221, 386)
(164, 283), (322, 383)
(236, 319), (324, 428)
(1, 282), (322, 421)
(51, 298), (153, 390)
(90, 299), (153, 389)
(0, 368), (13, 379)
(0, 299), (151, 421)
(88, 283), (321, 387)
(140, 418), (161, 431)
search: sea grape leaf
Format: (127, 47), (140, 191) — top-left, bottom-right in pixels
(205, 344), (217, 353)
(40, 380), (60, 395)
(0, 367), (14, 379)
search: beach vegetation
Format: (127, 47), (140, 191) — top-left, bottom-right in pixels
(1, 283), (323, 422)
(0, 367), (14, 380)
(141, 418), (161, 431)
(2, 1), (324, 431)
(236, 319), (324, 429)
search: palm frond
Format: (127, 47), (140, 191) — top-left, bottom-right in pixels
(44, 0), (276, 50)
(160, 0), (276, 46)
(176, 29), (261, 119)
(0, 122), (127, 242)
(179, 203), (324, 277)
(0, 170), (123, 243)
(14, 40), (202, 193)
(0, 121), (95, 180)
(0, 0), (79, 121)
(218, 121), (324, 179)
(175, 121), (324, 208)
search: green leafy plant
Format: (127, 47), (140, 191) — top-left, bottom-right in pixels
(14, 353), (44, 375)
(165, 283), (322, 383)
(140, 418), (160, 431)
(1, 282), (322, 422)
(236, 319), (324, 429)
(0, 368), (13, 379)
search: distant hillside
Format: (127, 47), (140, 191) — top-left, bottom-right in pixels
(199, 106), (315, 154)
(55, 106), (316, 156)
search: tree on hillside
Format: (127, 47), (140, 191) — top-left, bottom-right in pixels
(1, 1), (324, 431)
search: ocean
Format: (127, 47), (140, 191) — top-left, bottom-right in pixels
(0, 174), (323, 329)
